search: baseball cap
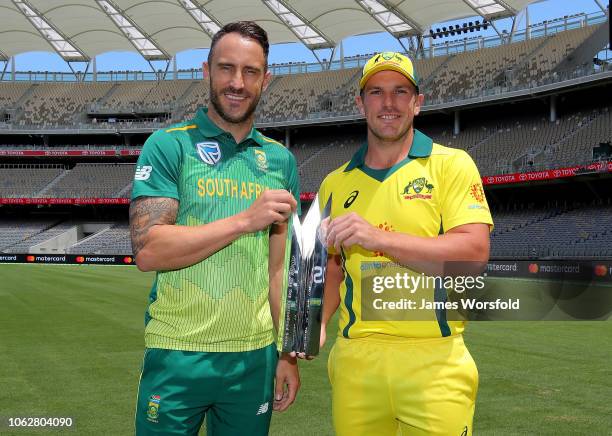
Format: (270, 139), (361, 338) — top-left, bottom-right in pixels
(359, 51), (420, 92)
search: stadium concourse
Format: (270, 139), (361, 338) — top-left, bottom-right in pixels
(1, 6), (611, 261)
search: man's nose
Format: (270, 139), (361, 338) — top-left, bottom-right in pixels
(229, 70), (244, 90)
(382, 91), (394, 109)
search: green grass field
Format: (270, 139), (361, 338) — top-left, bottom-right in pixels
(1, 264), (610, 435)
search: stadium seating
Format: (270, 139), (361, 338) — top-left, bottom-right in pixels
(524, 23), (602, 84)
(5, 203), (610, 258)
(179, 81), (210, 119)
(0, 82), (31, 108)
(68, 223), (132, 255)
(97, 80), (194, 114)
(285, 100), (609, 190)
(0, 220), (59, 251)
(5, 222), (76, 253)
(295, 139), (361, 192)
(19, 83), (112, 126)
(490, 202), (612, 258)
(427, 23), (602, 103)
(0, 166), (65, 197)
(41, 164), (134, 198)
(427, 36), (547, 102)
(257, 67), (361, 122)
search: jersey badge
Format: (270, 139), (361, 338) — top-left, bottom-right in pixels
(254, 149), (268, 172)
(146, 394), (161, 423)
(401, 177), (434, 200)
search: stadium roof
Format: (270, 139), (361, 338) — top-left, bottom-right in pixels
(0, 0), (537, 61)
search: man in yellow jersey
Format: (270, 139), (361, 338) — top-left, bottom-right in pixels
(129, 22), (300, 435)
(318, 52), (493, 435)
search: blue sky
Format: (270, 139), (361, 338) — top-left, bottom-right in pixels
(9, 0), (608, 72)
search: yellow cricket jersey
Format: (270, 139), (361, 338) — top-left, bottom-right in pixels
(318, 129), (493, 339)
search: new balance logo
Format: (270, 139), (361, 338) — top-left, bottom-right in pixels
(135, 165), (153, 181)
(256, 402), (269, 415)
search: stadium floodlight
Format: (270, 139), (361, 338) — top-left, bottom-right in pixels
(262, 0), (334, 49)
(430, 19), (491, 39)
(95, 0), (170, 61)
(178, 0), (222, 38)
(356, 0), (422, 38)
(461, 0), (517, 21)
(11, 0), (89, 62)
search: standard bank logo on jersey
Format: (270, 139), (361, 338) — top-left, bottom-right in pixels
(134, 165), (153, 181)
(196, 141), (222, 165)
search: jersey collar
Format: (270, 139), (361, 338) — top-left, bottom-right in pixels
(194, 107), (261, 147)
(344, 128), (433, 172)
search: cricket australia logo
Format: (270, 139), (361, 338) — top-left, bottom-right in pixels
(196, 141), (222, 165)
(401, 177), (434, 200)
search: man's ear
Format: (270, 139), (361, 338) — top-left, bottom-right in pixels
(262, 69), (272, 92)
(355, 93), (365, 116)
(414, 93), (425, 117)
(203, 62), (210, 80)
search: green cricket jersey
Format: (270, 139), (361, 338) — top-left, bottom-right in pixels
(131, 107), (300, 352)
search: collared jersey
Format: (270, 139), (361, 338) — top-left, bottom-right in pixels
(132, 107), (300, 352)
(318, 129), (493, 339)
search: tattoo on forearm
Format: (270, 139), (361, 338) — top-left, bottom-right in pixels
(129, 197), (179, 256)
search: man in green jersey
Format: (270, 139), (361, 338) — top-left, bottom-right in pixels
(129, 21), (300, 435)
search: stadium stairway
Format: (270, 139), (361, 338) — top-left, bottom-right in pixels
(298, 143), (333, 170)
(2, 221), (67, 253)
(255, 76), (287, 123)
(486, 34), (552, 89)
(66, 225), (113, 254)
(0, 220), (60, 252)
(5, 83), (38, 122)
(553, 21), (609, 72)
(114, 182), (133, 198)
(92, 83), (122, 110)
(491, 205), (572, 236)
(464, 127), (499, 155)
(171, 80), (201, 121)
(535, 109), (603, 169)
(420, 54), (456, 90)
(26, 224), (79, 254)
(35, 168), (69, 197)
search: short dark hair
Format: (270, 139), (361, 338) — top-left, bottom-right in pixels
(208, 21), (269, 67)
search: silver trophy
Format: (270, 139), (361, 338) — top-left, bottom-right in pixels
(282, 194), (331, 356)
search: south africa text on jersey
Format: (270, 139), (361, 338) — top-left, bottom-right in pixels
(197, 177), (270, 200)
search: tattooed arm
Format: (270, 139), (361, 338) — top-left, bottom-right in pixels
(129, 190), (297, 272)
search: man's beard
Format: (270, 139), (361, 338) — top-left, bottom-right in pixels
(368, 117), (413, 144)
(209, 81), (261, 124)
